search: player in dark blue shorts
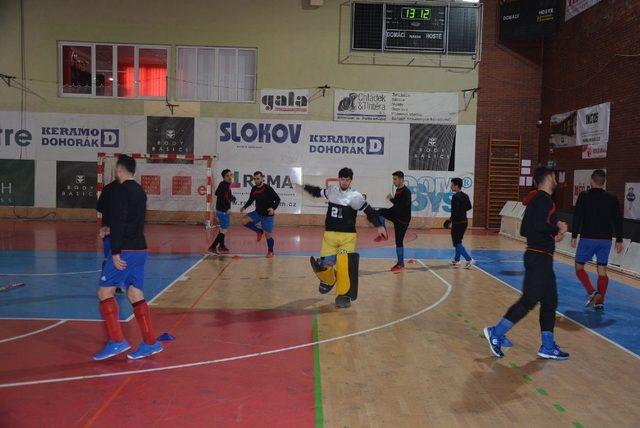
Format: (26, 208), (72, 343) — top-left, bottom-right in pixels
(571, 169), (624, 312)
(208, 169), (237, 254)
(240, 171), (281, 258)
(94, 155), (163, 361)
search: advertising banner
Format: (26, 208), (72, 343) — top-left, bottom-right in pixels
(260, 89), (309, 114)
(581, 142), (607, 159)
(147, 116), (195, 155)
(408, 124), (456, 171)
(0, 159), (35, 206)
(577, 102), (609, 158)
(56, 161), (97, 208)
(334, 90), (458, 125)
(404, 170), (474, 218)
(624, 183), (640, 220)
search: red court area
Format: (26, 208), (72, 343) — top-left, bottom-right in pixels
(0, 309), (315, 427)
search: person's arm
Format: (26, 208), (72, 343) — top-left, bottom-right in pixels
(532, 197), (560, 236)
(214, 182), (225, 197)
(362, 204), (383, 228)
(303, 184), (324, 198)
(465, 194), (472, 211)
(571, 192), (584, 239)
(108, 186), (126, 255)
(269, 186), (281, 211)
(612, 195), (624, 243)
(243, 189), (255, 210)
(450, 193), (459, 220)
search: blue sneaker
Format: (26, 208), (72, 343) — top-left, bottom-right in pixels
(537, 343), (570, 360)
(483, 327), (504, 358)
(93, 339), (131, 361)
(127, 341), (164, 360)
(502, 335), (514, 347)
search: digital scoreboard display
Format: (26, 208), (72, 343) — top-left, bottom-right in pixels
(385, 4), (446, 52)
(351, 2), (480, 55)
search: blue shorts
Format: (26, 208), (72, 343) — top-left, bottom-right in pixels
(99, 250), (147, 290)
(575, 238), (612, 266)
(102, 236), (111, 259)
(216, 210), (230, 229)
(248, 211), (275, 233)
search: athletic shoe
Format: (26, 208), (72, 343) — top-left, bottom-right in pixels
(216, 246), (230, 254)
(390, 264), (405, 272)
(256, 230), (264, 242)
(266, 252), (274, 258)
(373, 234), (388, 242)
(93, 339), (131, 361)
(483, 327), (504, 358)
(127, 341), (164, 360)
(585, 291), (600, 308)
(537, 343), (569, 360)
(335, 295), (352, 308)
(594, 303), (605, 313)
(449, 260), (461, 268)
(463, 259), (475, 269)
(319, 282), (334, 294)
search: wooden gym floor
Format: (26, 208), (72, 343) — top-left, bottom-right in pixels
(0, 221), (639, 427)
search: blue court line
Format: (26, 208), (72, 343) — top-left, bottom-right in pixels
(0, 250), (203, 321)
(279, 247), (640, 356)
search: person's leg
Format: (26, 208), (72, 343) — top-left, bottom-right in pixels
(374, 208), (391, 242)
(537, 262), (569, 359)
(594, 240), (612, 308)
(209, 211), (230, 251)
(97, 286), (124, 342)
(575, 239), (597, 303)
(125, 251), (163, 359)
(94, 257), (130, 360)
(334, 233), (358, 308)
(243, 212), (263, 235)
(394, 221), (409, 267)
(454, 224), (472, 262)
(262, 216), (275, 256)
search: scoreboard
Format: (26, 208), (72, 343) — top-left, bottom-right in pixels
(352, 2), (481, 55)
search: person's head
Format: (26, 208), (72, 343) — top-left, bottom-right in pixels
(450, 177), (463, 192)
(338, 167), (353, 190)
(533, 166), (556, 192)
(253, 171), (264, 186)
(392, 171), (405, 188)
(115, 155), (136, 183)
(590, 169), (606, 188)
(221, 169), (233, 183)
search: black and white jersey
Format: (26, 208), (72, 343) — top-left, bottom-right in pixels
(321, 186), (369, 233)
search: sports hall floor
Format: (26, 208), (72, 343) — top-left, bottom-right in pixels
(1, 221), (639, 427)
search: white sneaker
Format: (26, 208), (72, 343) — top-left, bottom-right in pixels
(464, 259), (475, 269)
(449, 260), (461, 268)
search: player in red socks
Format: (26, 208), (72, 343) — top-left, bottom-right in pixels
(571, 170), (624, 312)
(93, 155), (163, 360)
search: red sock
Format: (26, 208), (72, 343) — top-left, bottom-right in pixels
(576, 269), (594, 294)
(132, 300), (156, 345)
(597, 276), (609, 303)
(99, 297), (124, 342)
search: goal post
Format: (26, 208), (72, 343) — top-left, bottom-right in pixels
(97, 152), (214, 227)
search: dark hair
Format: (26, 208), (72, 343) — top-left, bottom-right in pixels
(221, 169), (231, 178)
(392, 171), (404, 179)
(592, 169), (606, 186)
(533, 166), (554, 185)
(253, 171), (264, 177)
(451, 177), (463, 189)
(116, 154), (136, 174)
(338, 167), (354, 179)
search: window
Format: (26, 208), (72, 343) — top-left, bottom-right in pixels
(176, 46), (256, 102)
(59, 42), (169, 98)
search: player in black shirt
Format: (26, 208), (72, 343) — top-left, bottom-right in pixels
(374, 171), (412, 271)
(301, 167), (386, 308)
(93, 155), (163, 361)
(208, 169), (237, 254)
(571, 169), (624, 312)
(447, 178), (474, 268)
(96, 178), (123, 294)
(484, 167), (570, 360)
(240, 171), (281, 257)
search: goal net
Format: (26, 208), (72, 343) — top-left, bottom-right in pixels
(97, 152), (214, 227)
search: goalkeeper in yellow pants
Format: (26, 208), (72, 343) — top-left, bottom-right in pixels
(301, 167), (387, 308)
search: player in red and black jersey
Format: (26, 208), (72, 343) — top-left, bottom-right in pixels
(484, 167), (570, 360)
(240, 171), (281, 257)
(374, 171), (412, 271)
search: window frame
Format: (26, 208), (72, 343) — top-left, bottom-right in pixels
(58, 41), (171, 100)
(175, 45), (257, 103)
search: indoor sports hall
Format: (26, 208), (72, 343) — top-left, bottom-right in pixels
(1, 1), (639, 427)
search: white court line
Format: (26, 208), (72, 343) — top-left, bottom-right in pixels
(0, 270), (101, 277)
(0, 259), (452, 389)
(473, 264), (640, 361)
(0, 320), (67, 344)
